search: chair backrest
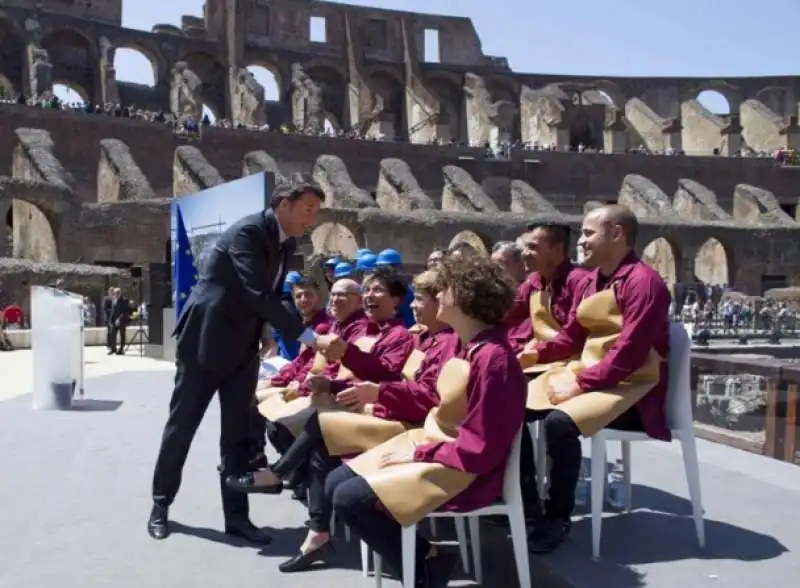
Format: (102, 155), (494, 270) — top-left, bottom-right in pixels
(501, 425), (524, 505)
(665, 323), (693, 431)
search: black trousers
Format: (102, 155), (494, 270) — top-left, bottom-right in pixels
(264, 420), (308, 486)
(272, 412), (341, 532)
(108, 322), (126, 351)
(326, 465), (430, 582)
(520, 407), (644, 519)
(248, 401), (268, 458)
(151, 354), (260, 522)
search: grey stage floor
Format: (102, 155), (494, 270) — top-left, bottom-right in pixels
(0, 349), (797, 588)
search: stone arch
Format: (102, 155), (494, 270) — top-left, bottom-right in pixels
(310, 222), (359, 257)
(53, 80), (90, 103)
(484, 75), (519, 104)
(448, 230), (491, 256)
(588, 79), (625, 108)
(114, 45), (160, 86)
(641, 237), (677, 286)
(426, 72), (464, 143)
(41, 28), (97, 102)
(694, 237), (730, 286)
(0, 72), (14, 96)
(246, 62), (281, 101)
(0, 14), (25, 94)
(6, 198), (58, 262)
(754, 86), (790, 117)
(201, 103), (218, 123)
(304, 64), (347, 132)
(685, 80), (742, 114)
(366, 68), (406, 139)
(178, 51), (226, 120)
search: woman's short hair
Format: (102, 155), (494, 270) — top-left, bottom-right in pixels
(412, 270), (441, 299)
(437, 256), (515, 325)
(362, 266), (407, 300)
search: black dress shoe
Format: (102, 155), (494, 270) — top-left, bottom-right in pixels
(147, 505), (169, 540)
(224, 518), (273, 545)
(418, 550), (457, 588)
(527, 516), (571, 554)
(225, 472), (283, 494)
(278, 541), (336, 573)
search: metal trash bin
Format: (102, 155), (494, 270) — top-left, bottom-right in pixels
(49, 380), (75, 410)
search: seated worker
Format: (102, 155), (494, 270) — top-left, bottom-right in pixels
(325, 255), (526, 587)
(502, 223), (589, 520)
(227, 268), (420, 572)
(376, 249), (415, 328)
(256, 278), (366, 457)
(271, 270), (305, 361)
(524, 205), (671, 553)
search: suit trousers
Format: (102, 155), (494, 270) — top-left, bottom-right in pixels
(151, 354), (260, 522)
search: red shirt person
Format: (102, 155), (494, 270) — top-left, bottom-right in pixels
(524, 205), (671, 554)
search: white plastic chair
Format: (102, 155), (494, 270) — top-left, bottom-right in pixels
(590, 322), (705, 558)
(372, 426), (531, 587)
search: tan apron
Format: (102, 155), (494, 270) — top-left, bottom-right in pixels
(318, 348), (428, 456)
(519, 289), (572, 377)
(257, 337), (377, 436)
(527, 288), (662, 436)
(347, 357), (477, 527)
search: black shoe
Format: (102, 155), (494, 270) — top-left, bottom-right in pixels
(116, 350), (124, 355)
(108, 349), (115, 355)
(224, 518), (273, 545)
(418, 550), (457, 588)
(225, 471), (283, 494)
(278, 541), (336, 573)
(527, 516), (571, 554)
(147, 505), (169, 540)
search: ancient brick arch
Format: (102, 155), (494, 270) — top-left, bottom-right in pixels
(754, 86), (791, 117)
(113, 39), (166, 86)
(41, 28), (98, 101)
(683, 79), (743, 114)
(484, 74), (519, 104)
(694, 237), (731, 286)
(448, 230), (492, 256)
(364, 66), (406, 138)
(178, 51), (226, 119)
(304, 64), (347, 130)
(640, 236), (679, 286)
(310, 221), (359, 257)
(424, 71), (465, 142)
(0, 14), (26, 94)
(0, 178), (71, 262)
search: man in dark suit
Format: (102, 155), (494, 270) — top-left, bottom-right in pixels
(108, 287), (132, 355)
(148, 176), (328, 543)
(102, 287), (114, 351)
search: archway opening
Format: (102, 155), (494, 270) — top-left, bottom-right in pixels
(642, 238), (677, 286)
(3, 205), (11, 255)
(694, 238), (729, 286)
(201, 104), (217, 124)
(114, 47), (157, 86)
(323, 118), (336, 136)
(310, 222), (358, 257)
(41, 29), (95, 102)
(448, 230), (490, 257)
(0, 72), (14, 99)
(697, 90), (730, 115)
(11, 200), (57, 262)
(246, 65), (279, 101)
(52, 81), (88, 105)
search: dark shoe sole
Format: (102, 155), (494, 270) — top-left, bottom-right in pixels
(224, 526), (273, 545)
(225, 475), (283, 495)
(278, 542), (336, 573)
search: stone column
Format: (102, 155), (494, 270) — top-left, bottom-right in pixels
(780, 116), (800, 149)
(662, 118), (683, 152)
(720, 115), (743, 156)
(603, 109), (628, 153)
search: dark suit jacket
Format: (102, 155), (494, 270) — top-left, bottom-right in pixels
(110, 297), (132, 325)
(103, 297), (113, 325)
(174, 210), (304, 374)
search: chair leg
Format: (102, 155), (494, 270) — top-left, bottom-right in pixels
(590, 438), (606, 558)
(680, 433), (706, 548)
(360, 540), (370, 577)
(621, 440), (633, 513)
(536, 421), (548, 499)
(507, 505), (532, 588)
(344, 524), (351, 543)
(454, 517), (470, 574)
(374, 551), (383, 587)
(401, 525), (417, 587)
(429, 517), (437, 537)
(468, 516), (482, 584)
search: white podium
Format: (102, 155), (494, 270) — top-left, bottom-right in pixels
(31, 286), (85, 410)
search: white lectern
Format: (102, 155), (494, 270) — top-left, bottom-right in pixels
(31, 286), (85, 410)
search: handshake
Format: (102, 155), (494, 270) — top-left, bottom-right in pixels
(311, 333), (348, 362)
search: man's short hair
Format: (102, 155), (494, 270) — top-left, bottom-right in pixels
(598, 204), (638, 246)
(491, 241), (523, 259)
(525, 222), (571, 249)
(293, 274), (320, 291)
(270, 172), (325, 209)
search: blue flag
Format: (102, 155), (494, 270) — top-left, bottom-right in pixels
(174, 205), (197, 319)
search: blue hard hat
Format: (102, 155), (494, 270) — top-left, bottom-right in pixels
(356, 248), (374, 258)
(324, 257), (339, 267)
(333, 262), (353, 278)
(285, 271), (302, 284)
(356, 253), (378, 272)
(376, 248), (402, 266)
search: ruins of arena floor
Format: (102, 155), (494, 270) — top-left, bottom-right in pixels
(0, 347), (797, 588)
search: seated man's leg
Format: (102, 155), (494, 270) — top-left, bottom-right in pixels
(328, 466), (455, 586)
(528, 409), (581, 553)
(265, 419), (308, 498)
